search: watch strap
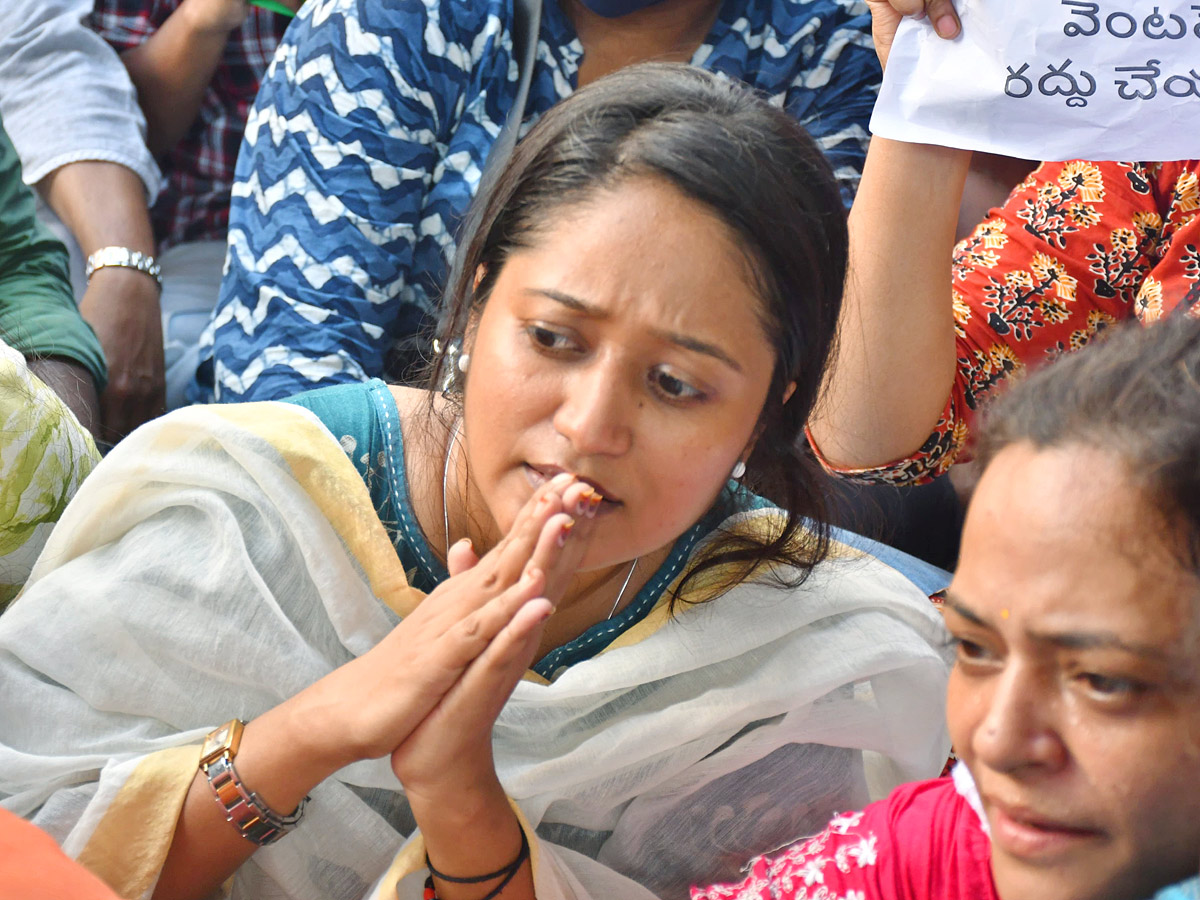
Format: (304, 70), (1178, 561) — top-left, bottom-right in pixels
(204, 753), (304, 845)
(200, 719), (306, 846)
(84, 246), (163, 288)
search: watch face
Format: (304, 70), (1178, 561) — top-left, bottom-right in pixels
(200, 720), (241, 765)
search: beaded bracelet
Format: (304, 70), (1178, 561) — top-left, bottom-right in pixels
(424, 829), (530, 900)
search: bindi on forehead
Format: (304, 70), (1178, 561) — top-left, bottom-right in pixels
(946, 590), (1196, 679)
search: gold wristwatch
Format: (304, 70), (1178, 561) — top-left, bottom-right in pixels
(200, 719), (306, 846)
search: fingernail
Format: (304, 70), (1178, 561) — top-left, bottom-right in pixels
(586, 492), (603, 517)
(575, 486), (596, 516)
(935, 14), (958, 37)
(556, 518), (575, 548)
(550, 472), (575, 488)
(457, 536), (473, 548)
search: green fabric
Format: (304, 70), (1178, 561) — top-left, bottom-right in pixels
(0, 110), (106, 390)
(0, 340), (99, 609)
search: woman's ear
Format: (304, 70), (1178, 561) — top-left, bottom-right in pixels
(462, 265), (489, 356)
(783, 381), (797, 404)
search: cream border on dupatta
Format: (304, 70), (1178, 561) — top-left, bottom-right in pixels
(77, 745), (202, 899)
(73, 402), (425, 896)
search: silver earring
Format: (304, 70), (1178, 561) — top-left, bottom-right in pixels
(457, 353), (470, 373)
(437, 338), (465, 393)
(731, 460), (746, 480)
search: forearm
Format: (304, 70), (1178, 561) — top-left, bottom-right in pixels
(119, 1), (233, 157)
(153, 696), (352, 900)
(411, 780), (534, 900)
(809, 137), (970, 468)
(39, 161), (156, 258)
(38, 162), (163, 439)
(27, 357), (101, 437)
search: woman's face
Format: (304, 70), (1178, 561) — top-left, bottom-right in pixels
(946, 442), (1200, 900)
(459, 176), (778, 570)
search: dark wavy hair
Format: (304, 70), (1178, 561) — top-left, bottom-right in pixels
(428, 63), (848, 603)
(977, 314), (1200, 571)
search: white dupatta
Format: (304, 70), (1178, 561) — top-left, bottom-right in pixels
(0, 403), (951, 900)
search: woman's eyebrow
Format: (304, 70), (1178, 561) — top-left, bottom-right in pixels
(946, 592), (1165, 659)
(1026, 627), (1163, 660)
(943, 594), (990, 628)
(529, 288), (743, 373)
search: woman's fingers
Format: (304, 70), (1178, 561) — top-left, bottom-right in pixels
(446, 537), (479, 576)
(481, 474), (572, 585)
(432, 596), (552, 728)
(387, 595), (552, 791)
(425, 475), (566, 621)
(429, 566), (548, 673)
(923, 0), (960, 38)
(868, 0), (959, 70)
(426, 473), (595, 630)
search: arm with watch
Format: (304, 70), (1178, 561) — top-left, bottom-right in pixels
(116, 461), (587, 900)
(40, 161), (166, 442)
(0, 406), (587, 900)
(0, 113), (106, 436)
(0, 0), (169, 441)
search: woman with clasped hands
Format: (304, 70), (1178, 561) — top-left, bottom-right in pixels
(0, 65), (951, 900)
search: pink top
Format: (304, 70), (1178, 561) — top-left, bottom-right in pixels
(693, 774), (998, 900)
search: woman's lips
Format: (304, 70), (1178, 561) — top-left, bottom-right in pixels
(987, 798), (1103, 860)
(523, 464), (622, 511)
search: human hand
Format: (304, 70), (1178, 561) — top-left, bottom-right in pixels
(386, 478), (598, 797)
(292, 475), (600, 780)
(78, 268), (166, 444)
(866, 0), (960, 70)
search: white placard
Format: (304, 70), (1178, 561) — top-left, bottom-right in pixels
(870, 0), (1200, 161)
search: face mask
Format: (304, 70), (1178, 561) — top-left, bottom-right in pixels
(576, 0), (670, 18)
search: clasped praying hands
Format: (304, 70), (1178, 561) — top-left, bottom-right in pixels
(296, 474), (601, 782)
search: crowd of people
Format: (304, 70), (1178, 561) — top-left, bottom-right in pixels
(0, 0), (1197, 899)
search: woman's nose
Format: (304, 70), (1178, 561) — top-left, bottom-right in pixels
(552, 360), (633, 457)
(971, 663), (1067, 776)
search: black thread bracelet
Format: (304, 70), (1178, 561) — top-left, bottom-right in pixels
(424, 828), (529, 898)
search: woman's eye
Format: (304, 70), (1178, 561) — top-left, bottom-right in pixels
(952, 637), (990, 663)
(527, 326), (576, 353)
(1080, 672), (1146, 699)
(650, 367), (705, 402)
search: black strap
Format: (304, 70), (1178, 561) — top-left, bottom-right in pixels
(425, 828), (530, 886)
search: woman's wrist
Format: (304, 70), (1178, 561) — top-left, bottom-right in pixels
(227, 696), (358, 816)
(412, 778), (529, 900)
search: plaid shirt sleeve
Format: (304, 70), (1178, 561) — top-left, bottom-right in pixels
(89, 0), (167, 52)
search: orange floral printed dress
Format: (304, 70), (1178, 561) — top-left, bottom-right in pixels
(819, 159), (1200, 485)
